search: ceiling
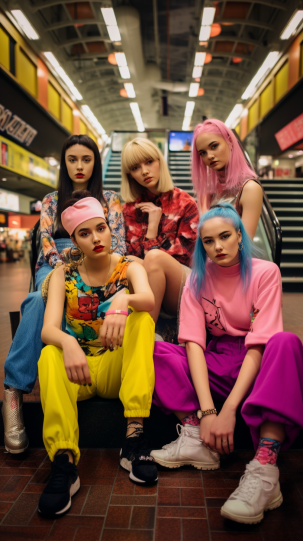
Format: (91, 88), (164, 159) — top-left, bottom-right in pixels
(1, 0), (297, 133)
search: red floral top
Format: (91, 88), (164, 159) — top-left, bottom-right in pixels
(123, 187), (199, 266)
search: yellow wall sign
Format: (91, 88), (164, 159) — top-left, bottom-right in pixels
(0, 135), (58, 189)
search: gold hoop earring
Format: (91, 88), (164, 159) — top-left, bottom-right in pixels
(238, 241), (243, 252)
(70, 245), (85, 266)
(109, 233), (119, 254)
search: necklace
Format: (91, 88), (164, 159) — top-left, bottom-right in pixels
(83, 254), (112, 289)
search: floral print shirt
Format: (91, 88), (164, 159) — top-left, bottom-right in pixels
(36, 190), (126, 271)
(123, 187), (199, 266)
(64, 256), (131, 356)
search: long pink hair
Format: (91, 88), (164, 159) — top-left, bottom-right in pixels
(191, 119), (257, 205)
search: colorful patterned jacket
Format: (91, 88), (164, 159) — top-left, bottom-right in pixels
(36, 190), (126, 271)
(123, 187), (199, 266)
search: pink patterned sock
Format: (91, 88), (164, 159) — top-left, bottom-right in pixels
(181, 413), (200, 427)
(254, 438), (281, 466)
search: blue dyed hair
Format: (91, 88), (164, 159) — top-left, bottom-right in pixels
(190, 203), (255, 296)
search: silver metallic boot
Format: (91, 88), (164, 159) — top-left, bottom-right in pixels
(2, 388), (29, 453)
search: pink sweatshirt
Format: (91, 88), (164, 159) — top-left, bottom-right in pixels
(179, 258), (283, 350)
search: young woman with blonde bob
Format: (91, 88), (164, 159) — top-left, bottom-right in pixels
(121, 138), (199, 324)
(37, 190), (157, 519)
(192, 119), (263, 239)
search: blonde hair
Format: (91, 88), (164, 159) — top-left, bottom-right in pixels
(121, 138), (174, 202)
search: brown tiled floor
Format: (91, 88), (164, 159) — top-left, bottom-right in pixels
(0, 447), (303, 540)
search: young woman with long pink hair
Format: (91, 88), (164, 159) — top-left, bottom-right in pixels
(192, 119), (263, 239)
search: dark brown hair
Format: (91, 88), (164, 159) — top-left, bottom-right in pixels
(56, 134), (106, 236)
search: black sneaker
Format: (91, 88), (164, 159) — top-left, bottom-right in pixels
(38, 454), (80, 519)
(120, 433), (158, 485)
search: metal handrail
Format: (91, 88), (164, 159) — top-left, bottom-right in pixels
(261, 192), (282, 267)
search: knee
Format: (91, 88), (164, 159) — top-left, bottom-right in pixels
(21, 291), (44, 312)
(144, 249), (165, 271)
(268, 332), (303, 350)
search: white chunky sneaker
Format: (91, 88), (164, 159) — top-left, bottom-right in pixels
(150, 424), (220, 470)
(221, 459), (283, 524)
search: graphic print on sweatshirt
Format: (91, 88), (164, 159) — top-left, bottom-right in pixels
(249, 303), (260, 332)
(201, 297), (227, 332)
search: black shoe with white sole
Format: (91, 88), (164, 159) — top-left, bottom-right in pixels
(38, 454), (80, 519)
(120, 433), (158, 485)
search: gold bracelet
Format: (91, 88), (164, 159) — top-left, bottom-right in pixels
(197, 408), (217, 419)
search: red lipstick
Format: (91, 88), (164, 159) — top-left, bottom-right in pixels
(216, 253), (226, 259)
(93, 245), (104, 252)
(76, 173), (85, 178)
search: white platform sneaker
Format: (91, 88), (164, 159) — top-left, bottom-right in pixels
(221, 459), (283, 524)
(150, 424), (220, 470)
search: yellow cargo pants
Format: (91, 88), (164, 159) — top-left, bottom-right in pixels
(38, 311), (155, 464)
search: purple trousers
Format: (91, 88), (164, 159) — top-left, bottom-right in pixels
(153, 332), (303, 450)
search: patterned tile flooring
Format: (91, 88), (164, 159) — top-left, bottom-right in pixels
(0, 447), (303, 540)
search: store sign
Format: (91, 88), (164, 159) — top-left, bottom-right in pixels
(0, 189), (19, 211)
(0, 135), (58, 189)
(0, 103), (37, 147)
(275, 113), (303, 151)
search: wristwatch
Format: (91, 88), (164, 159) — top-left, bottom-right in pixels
(197, 408), (217, 419)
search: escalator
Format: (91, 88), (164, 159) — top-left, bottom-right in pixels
(262, 177), (303, 292)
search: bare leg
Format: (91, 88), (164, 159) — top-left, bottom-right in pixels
(260, 421), (285, 443)
(143, 250), (184, 323)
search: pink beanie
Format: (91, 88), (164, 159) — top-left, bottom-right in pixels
(61, 197), (106, 236)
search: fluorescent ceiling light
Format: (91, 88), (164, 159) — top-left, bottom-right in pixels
(11, 10), (39, 40)
(130, 103), (145, 132)
(189, 83), (199, 97)
(107, 26), (121, 41)
(101, 7), (118, 26)
(192, 66), (203, 78)
(124, 83), (136, 98)
(241, 51), (280, 100)
(201, 7), (216, 27)
(115, 52), (127, 67)
(182, 117), (191, 131)
(81, 105), (105, 135)
(194, 52), (206, 66)
(199, 26), (211, 42)
(119, 66), (131, 79)
(280, 10), (303, 40)
(185, 101), (195, 117)
(225, 104), (243, 128)
(44, 52), (83, 101)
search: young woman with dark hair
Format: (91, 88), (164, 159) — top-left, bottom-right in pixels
(192, 119), (263, 239)
(2, 135), (126, 455)
(37, 190), (157, 519)
(151, 203), (303, 525)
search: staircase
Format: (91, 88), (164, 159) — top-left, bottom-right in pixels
(262, 178), (303, 292)
(103, 151), (121, 192)
(168, 151), (193, 195)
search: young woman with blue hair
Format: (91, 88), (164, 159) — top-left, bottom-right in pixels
(151, 203), (303, 525)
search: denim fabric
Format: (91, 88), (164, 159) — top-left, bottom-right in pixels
(4, 239), (73, 393)
(35, 239), (74, 291)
